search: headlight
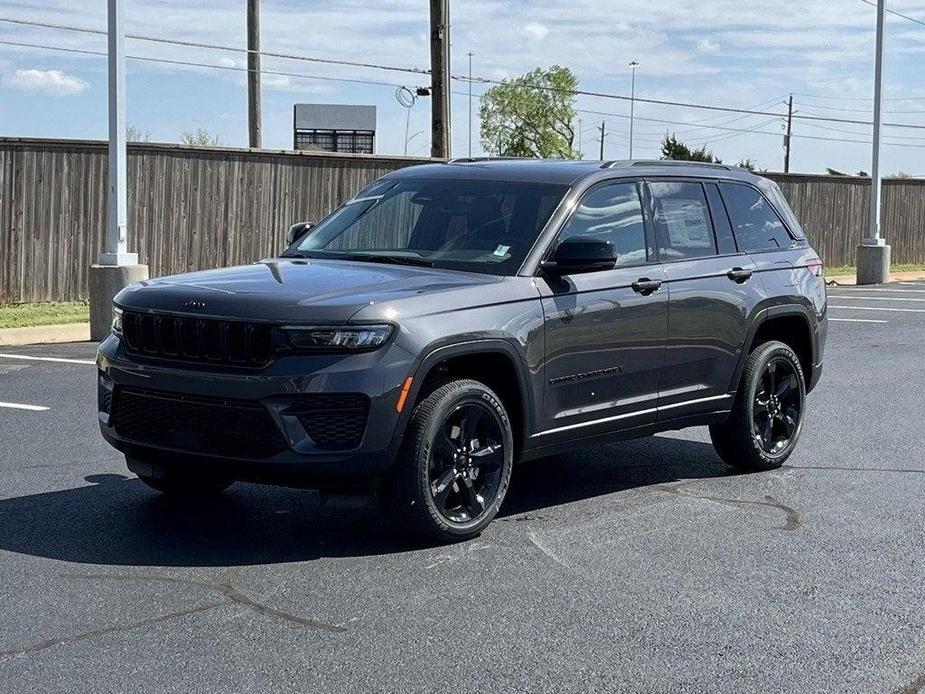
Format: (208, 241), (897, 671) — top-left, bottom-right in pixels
(111, 306), (124, 335)
(280, 324), (393, 352)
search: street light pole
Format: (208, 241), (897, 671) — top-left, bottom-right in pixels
(467, 51), (473, 157)
(89, 0), (148, 341)
(628, 60), (639, 159)
(857, 0), (891, 285)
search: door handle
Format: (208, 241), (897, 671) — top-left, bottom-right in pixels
(632, 278), (662, 295)
(727, 267), (753, 283)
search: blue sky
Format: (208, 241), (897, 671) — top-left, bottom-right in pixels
(2, 0), (925, 175)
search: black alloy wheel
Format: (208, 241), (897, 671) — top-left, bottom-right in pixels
(752, 357), (803, 455)
(428, 402), (505, 524)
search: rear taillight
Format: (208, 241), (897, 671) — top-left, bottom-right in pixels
(806, 258), (823, 277)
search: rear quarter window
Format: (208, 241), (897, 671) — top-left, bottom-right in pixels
(719, 183), (794, 252)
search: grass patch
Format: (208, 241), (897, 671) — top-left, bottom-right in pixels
(0, 301), (90, 329)
(825, 263), (925, 278)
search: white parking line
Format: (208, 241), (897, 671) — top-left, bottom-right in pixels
(0, 353), (96, 365)
(829, 318), (888, 324)
(0, 401), (49, 411)
(830, 287), (925, 293)
(828, 305), (925, 313)
(828, 295), (925, 302)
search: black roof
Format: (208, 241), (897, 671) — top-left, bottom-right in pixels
(386, 158), (764, 186)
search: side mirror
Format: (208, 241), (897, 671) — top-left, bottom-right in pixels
(286, 221), (315, 246)
(540, 238), (617, 276)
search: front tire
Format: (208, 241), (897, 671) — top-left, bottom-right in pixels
(386, 379), (514, 543)
(710, 340), (806, 471)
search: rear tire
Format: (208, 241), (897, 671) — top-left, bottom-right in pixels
(385, 379), (514, 543)
(710, 340), (806, 472)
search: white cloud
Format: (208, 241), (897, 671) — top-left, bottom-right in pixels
(2, 69), (88, 97)
(217, 57), (238, 68)
(696, 39), (720, 53)
(521, 22), (549, 41)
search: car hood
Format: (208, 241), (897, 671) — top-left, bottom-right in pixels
(114, 258), (502, 323)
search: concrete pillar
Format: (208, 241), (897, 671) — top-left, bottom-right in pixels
(88, 264), (149, 341)
(856, 241), (891, 286)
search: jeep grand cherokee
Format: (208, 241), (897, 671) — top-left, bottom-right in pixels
(98, 159), (827, 542)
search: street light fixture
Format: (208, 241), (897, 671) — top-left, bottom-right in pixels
(628, 60), (640, 159)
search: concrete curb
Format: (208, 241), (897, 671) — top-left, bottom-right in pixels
(825, 271), (925, 286)
(0, 323), (91, 346)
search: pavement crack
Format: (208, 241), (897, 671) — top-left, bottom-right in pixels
(661, 488), (801, 530)
(0, 602), (221, 662)
(60, 571), (347, 633)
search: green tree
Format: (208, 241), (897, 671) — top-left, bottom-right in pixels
(480, 65), (579, 159)
(181, 128), (222, 146)
(660, 133), (721, 163)
(736, 158), (758, 171)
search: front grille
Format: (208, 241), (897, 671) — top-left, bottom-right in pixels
(110, 387), (289, 459)
(121, 311), (273, 367)
(288, 394), (369, 450)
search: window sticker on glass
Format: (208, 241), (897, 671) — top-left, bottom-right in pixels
(493, 244), (511, 257)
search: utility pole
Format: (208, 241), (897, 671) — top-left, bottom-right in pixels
(247, 0), (262, 149)
(628, 60), (639, 159)
(89, 0), (147, 340)
(578, 118), (583, 159)
(429, 0), (451, 158)
(467, 51), (473, 157)
(783, 94), (793, 173)
(857, 0), (890, 285)
(599, 121), (606, 160)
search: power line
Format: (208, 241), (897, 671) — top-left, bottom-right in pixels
(0, 15), (430, 76)
(795, 100), (925, 115)
(629, 96), (787, 138)
(793, 91), (925, 102)
(5, 13), (925, 132)
(576, 107), (925, 148)
(0, 38), (411, 90)
(858, 0), (925, 28)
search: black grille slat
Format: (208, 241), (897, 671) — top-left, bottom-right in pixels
(121, 311), (273, 367)
(288, 394), (369, 450)
(110, 387), (288, 459)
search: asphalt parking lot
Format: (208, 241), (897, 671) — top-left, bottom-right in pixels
(1, 282), (924, 693)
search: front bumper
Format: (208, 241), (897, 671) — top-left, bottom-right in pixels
(96, 333), (415, 487)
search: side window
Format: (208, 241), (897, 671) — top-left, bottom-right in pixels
(705, 183), (738, 255)
(720, 183), (793, 252)
(648, 181), (717, 261)
(557, 182), (647, 268)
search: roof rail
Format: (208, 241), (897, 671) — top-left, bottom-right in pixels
(445, 156), (532, 164)
(604, 159), (734, 171)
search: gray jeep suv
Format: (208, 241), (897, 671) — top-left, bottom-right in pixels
(98, 159), (827, 542)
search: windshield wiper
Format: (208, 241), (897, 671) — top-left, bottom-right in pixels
(279, 251), (312, 259)
(343, 253), (435, 268)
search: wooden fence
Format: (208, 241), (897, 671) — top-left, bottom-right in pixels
(1, 137), (924, 303)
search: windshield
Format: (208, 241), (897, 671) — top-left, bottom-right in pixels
(289, 177), (568, 275)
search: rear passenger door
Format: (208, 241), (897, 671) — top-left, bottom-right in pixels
(645, 179), (767, 419)
(717, 181), (809, 306)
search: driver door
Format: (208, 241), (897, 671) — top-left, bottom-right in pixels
(536, 180), (668, 440)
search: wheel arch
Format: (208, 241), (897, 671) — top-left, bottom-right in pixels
(392, 339), (535, 460)
(732, 304), (818, 393)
